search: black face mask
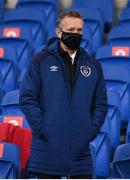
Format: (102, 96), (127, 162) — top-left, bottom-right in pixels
(60, 30), (82, 50)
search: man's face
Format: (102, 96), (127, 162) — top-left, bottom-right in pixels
(56, 16), (84, 38)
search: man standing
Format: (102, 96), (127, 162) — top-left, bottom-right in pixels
(19, 11), (108, 179)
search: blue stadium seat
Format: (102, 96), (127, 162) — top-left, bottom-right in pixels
(100, 115), (111, 136)
(70, 7), (104, 54)
(120, 7), (130, 26)
(17, 0), (59, 8)
(71, 0), (114, 31)
(0, 26), (33, 71)
(96, 45), (130, 127)
(0, 37), (33, 72)
(109, 26), (130, 46)
(127, 0), (130, 7)
(0, 0), (5, 21)
(3, 8), (46, 50)
(107, 89), (121, 150)
(111, 143), (130, 178)
(108, 105), (120, 151)
(0, 46), (18, 93)
(81, 28), (93, 55)
(90, 132), (110, 178)
(101, 116), (111, 141)
(0, 25), (34, 50)
(0, 142), (20, 178)
(0, 0), (5, 9)
(1, 90), (21, 115)
(18, 68), (27, 88)
(1, 90), (30, 129)
(16, 0), (58, 40)
(107, 89), (121, 117)
(101, 106), (120, 152)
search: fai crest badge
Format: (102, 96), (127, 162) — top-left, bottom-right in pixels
(80, 66), (91, 77)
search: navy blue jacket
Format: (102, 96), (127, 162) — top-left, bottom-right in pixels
(19, 41), (107, 176)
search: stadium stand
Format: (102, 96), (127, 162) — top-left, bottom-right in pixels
(0, 0), (129, 178)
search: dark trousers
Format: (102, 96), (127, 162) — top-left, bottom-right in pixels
(33, 173), (92, 179)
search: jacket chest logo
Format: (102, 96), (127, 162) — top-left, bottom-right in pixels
(50, 65), (59, 72)
(80, 66), (91, 77)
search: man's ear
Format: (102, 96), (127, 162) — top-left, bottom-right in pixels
(55, 28), (62, 38)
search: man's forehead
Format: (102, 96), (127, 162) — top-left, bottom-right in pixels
(60, 16), (84, 28)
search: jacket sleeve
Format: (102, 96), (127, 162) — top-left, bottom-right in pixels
(19, 54), (44, 138)
(90, 65), (108, 141)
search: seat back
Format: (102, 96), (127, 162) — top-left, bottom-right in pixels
(108, 105), (121, 150)
(1, 90), (30, 128)
(96, 45), (130, 126)
(109, 26), (130, 46)
(107, 89), (121, 114)
(128, 0), (130, 7)
(120, 7), (130, 26)
(1, 90), (21, 115)
(0, 47), (18, 93)
(101, 116), (111, 140)
(17, 0), (58, 39)
(0, 38), (32, 72)
(0, 142), (20, 178)
(112, 143), (130, 178)
(0, 0), (5, 9)
(90, 132), (110, 178)
(0, 123), (32, 175)
(71, 0), (114, 24)
(3, 8), (47, 49)
(81, 28), (93, 55)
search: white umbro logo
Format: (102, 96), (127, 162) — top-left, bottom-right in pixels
(50, 65), (59, 72)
